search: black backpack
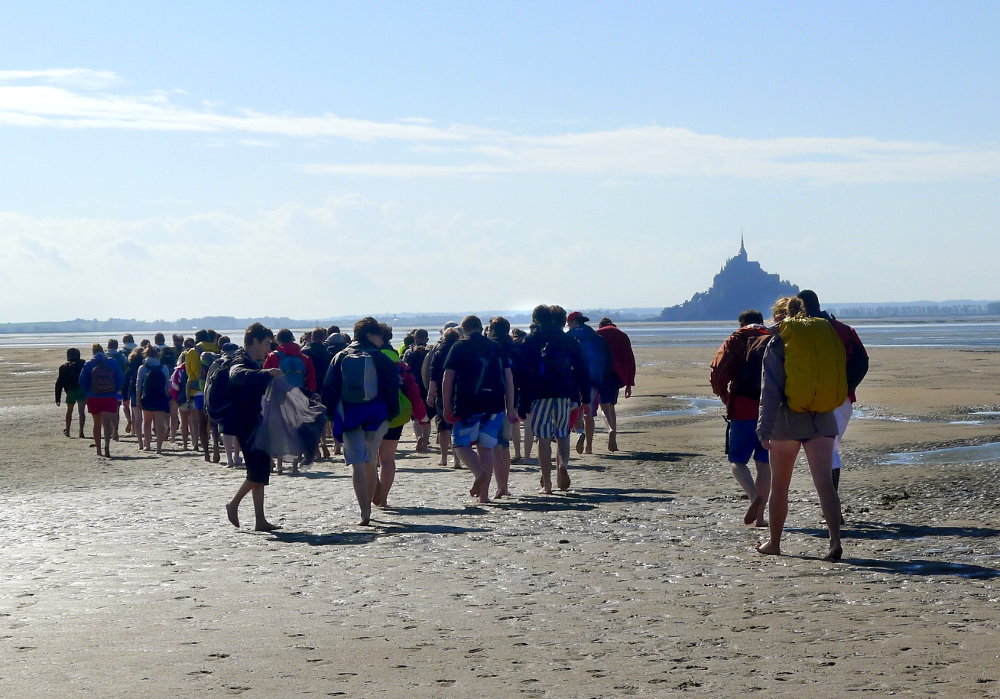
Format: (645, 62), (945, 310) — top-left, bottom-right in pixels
(539, 337), (573, 387)
(204, 357), (235, 424)
(140, 365), (167, 402)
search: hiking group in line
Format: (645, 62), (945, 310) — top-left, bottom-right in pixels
(55, 306), (638, 530)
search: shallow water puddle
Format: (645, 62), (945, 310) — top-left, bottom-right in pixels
(880, 442), (1000, 465)
(628, 397), (723, 419)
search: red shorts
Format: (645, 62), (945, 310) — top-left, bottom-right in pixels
(86, 397), (119, 415)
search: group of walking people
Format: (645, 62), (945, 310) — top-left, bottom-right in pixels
(710, 289), (869, 560)
(55, 308), (638, 531)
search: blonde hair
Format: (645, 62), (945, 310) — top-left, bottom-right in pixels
(772, 296), (791, 323)
(785, 296), (808, 319)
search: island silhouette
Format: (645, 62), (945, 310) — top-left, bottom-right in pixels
(660, 238), (799, 321)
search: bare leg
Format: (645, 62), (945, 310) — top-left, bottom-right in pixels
(92, 411), (103, 452)
(63, 404), (73, 436)
(374, 439), (399, 507)
(600, 402), (617, 451)
(351, 461), (373, 525)
(583, 408), (595, 454)
(142, 409), (154, 451)
(731, 460), (762, 524)
(77, 402), (86, 437)
(753, 459), (771, 527)
(493, 445), (510, 498)
(133, 405), (145, 449)
(556, 435), (571, 490)
(155, 412), (168, 452)
(757, 440), (798, 555)
(102, 413), (114, 457)
(537, 438), (553, 493)
(169, 399), (179, 441)
(179, 408), (191, 449)
(803, 437), (842, 559)
(523, 413), (534, 459)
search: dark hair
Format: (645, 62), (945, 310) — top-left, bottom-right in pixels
(460, 315), (483, 334)
(172, 334), (184, 345)
(144, 346), (159, 359)
(441, 327), (461, 344)
(276, 328), (294, 344)
(414, 328), (428, 343)
(195, 329), (209, 343)
(327, 325), (341, 336)
(243, 322), (274, 348)
(379, 323), (393, 344)
(797, 289), (821, 316)
(91, 343), (103, 355)
(511, 328), (527, 343)
(67, 347), (81, 361)
(122, 334), (134, 344)
(531, 304), (553, 328)
(107, 339), (119, 349)
(598, 317), (613, 328)
(154, 333), (165, 345)
(549, 305), (567, 328)
(312, 327), (327, 343)
(738, 309), (764, 326)
(218, 335), (230, 346)
(489, 316), (511, 337)
(183, 338), (195, 349)
(140, 339), (150, 348)
(354, 317), (381, 342)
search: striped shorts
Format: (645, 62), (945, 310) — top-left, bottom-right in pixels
(529, 397), (574, 440)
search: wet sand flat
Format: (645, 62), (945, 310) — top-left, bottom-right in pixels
(3, 344), (1000, 697)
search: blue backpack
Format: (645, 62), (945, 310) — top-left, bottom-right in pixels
(278, 350), (307, 389)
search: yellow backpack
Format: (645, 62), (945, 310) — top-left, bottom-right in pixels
(780, 317), (847, 413)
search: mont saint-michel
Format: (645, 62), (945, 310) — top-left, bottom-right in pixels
(660, 240), (799, 321)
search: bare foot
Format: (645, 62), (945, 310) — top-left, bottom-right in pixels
(756, 540), (781, 556)
(575, 433), (585, 454)
(744, 496), (763, 525)
(584, 448), (593, 455)
(538, 486), (553, 495)
(78, 430), (85, 438)
(557, 467), (571, 491)
(358, 517), (371, 526)
(104, 446), (112, 458)
(607, 432), (618, 452)
(493, 488), (508, 498)
(62, 428), (70, 438)
(437, 459), (448, 467)
(226, 502), (239, 528)
(254, 521), (281, 532)
(755, 519), (768, 528)
(824, 545), (843, 561)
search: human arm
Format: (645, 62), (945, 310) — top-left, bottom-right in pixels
(503, 367), (517, 423)
(756, 336), (785, 443)
(442, 368), (456, 424)
(55, 366), (65, 404)
(320, 353), (343, 418)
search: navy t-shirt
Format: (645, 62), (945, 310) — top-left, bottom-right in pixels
(443, 333), (509, 417)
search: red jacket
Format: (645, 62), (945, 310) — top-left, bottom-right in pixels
(400, 360), (427, 421)
(596, 323), (636, 387)
(710, 324), (770, 420)
(263, 342), (317, 392)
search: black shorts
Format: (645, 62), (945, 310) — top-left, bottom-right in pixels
(436, 413), (453, 432)
(384, 424), (404, 441)
(237, 432), (270, 485)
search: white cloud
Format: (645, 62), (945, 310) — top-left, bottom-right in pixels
(2, 70), (999, 184)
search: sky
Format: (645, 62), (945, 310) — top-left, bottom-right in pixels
(0, 1), (998, 322)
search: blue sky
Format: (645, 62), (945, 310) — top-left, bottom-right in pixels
(0, 1), (998, 322)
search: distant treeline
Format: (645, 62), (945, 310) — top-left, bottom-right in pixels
(828, 303), (1000, 319)
(0, 307), (660, 336)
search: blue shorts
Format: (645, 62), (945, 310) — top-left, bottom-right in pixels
(728, 419), (769, 465)
(495, 417), (512, 448)
(452, 413), (504, 449)
(193, 393), (205, 411)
